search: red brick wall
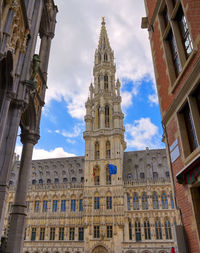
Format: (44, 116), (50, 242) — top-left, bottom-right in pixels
(145, 0), (200, 252)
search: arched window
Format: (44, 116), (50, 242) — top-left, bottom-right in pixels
(106, 165), (111, 185)
(105, 105), (109, 128)
(164, 219), (172, 239)
(170, 192), (175, 209)
(98, 75), (100, 89)
(142, 193), (148, 210)
(161, 192), (168, 209)
(95, 142), (100, 160)
(152, 192), (159, 209)
(104, 53), (108, 61)
(93, 166), (100, 185)
(97, 106), (100, 129)
(127, 193), (130, 210)
(47, 179), (51, 184)
(155, 219), (162, 239)
(98, 53), (101, 63)
(144, 220), (151, 240)
(104, 75), (108, 90)
(135, 220), (141, 241)
(63, 177), (67, 183)
(106, 141), (111, 158)
(129, 221), (132, 240)
(133, 193), (139, 210)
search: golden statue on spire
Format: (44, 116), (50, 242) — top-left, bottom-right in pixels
(102, 16), (105, 24)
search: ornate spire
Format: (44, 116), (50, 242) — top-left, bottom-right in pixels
(97, 17), (111, 51)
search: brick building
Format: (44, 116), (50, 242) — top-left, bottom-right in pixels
(142, 0), (200, 252)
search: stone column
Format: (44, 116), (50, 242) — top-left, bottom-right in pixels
(6, 130), (39, 253)
(0, 100), (23, 237)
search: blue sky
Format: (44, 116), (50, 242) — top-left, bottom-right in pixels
(15, 0), (165, 159)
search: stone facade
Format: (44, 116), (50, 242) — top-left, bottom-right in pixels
(0, 1), (57, 252)
(142, 0), (200, 252)
(3, 19), (181, 253)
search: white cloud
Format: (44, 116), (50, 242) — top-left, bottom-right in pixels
(15, 145), (75, 160)
(148, 94), (159, 105)
(59, 123), (84, 138)
(46, 0), (154, 120)
(125, 118), (163, 150)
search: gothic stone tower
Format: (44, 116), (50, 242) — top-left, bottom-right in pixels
(83, 18), (126, 253)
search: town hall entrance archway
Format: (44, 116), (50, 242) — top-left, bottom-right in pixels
(92, 246), (108, 253)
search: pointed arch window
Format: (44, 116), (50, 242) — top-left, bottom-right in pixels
(129, 221), (132, 240)
(93, 166), (100, 185)
(106, 165), (111, 185)
(155, 219), (162, 239)
(142, 193), (148, 210)
(105, 105), (110, 128)
(98, 75), (100, 90)
(106, 141), (111, 158)
(133, 193), (139, 210)
(164, 219), (172, 239)
(104, 75), (108, 90)
(98, 53), (101, 63)
(127, 193), (130, 210)
(170, 192), (175, 209)
(144, 220), (151, 240)
(135, 220), (141, 241)
(97, 106), (100, 129)
(161, 192), (168, 209)
(95, 142), (100, 160)
(104, 53), (108, 61)
(152, 192), (159, 209)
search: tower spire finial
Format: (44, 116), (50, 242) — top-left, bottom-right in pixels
(101, 16), (105, 25)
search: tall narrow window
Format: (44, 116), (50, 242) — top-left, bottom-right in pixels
(79, 227), (84, 241)
(40, 227), (45, 240)
(50, 227), (55, 240)
(133, 193), (139, 210)
(52, 200), (58, 212)
(161, 192), (168, 209)
(129, 221), (132, 240)
(98, 53), (101, 63)
(105, 105), (109, 127)
(107, 225), (112, 238)
(170, 193), (175, 209)
(31, 227), (36, 241)
(176, 6), (193, 57)
(106, 165), (111, 185)
(167, 30), (182, 76)
(42, 200), (48, 212)
(79, 199), (83, 211)
(106, 196), (112, 209)
(94, 197), (100, 209)
(144, 220), (151, 240)
(34, 201), (40, 212)
(71, 199), (76, 212)
(127, 194), (130, 210)
(135, 221), (141, 241)
(155, 220), (162, 239)
(61, 200), (66, 212)
(153, 192), (159, 209)
(95, 142), (100, 160)
(104, 75), (108, 90)
(94, 226), (100, 238)
(106, 141), (111, 158)
(59, 227), (64, 240)
(104, 53), (108, 61)
(165, 220), (172, 239)
(97, 106), (100, 128)
(142, 193), (148, 210)
(93, 166), (100, 185)
(69, 227), (75, 240)
(98, 75), (100, 90)
(180, 103), (198, 153)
